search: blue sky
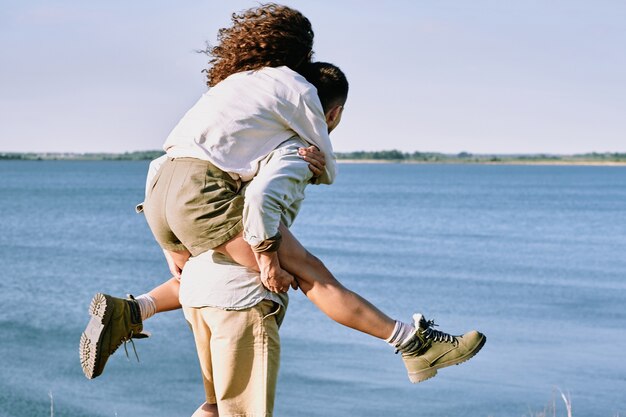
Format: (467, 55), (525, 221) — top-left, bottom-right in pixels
(1, 0), (624, 154)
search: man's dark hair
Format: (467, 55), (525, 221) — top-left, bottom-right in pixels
(300, 62), (349, 113)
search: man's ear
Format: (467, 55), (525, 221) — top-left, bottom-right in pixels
(325, 104), (343, 124)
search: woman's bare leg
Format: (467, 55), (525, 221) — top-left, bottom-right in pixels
(147, 277), (182, 312)
(132, 249), (187, 317)
(214, 226), (395, 340)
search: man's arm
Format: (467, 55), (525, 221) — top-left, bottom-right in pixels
(243, 139), (315, 291)
(243, 139), (314, 248)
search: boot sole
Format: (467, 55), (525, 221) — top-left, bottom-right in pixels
(79, 293), (113, 379)
(408, 334), (487, 383)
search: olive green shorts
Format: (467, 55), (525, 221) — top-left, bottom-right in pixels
(143, 157), (244, 256)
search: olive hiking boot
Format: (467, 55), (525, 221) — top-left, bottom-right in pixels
(398, 314), (486, 383)
(79, 293), (149, 379)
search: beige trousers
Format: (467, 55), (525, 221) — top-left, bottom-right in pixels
(183, 300), (284, 417)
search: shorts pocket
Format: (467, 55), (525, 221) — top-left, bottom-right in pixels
(261, 300), (282, 321)
(146, 160), (167, 198)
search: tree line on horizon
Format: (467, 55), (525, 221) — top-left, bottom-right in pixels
(1, 150), (625, 162)
(0, 151), (165, 161)
(334, 150), (626, 163)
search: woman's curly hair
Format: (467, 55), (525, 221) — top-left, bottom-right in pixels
(203, 3), (314, 87)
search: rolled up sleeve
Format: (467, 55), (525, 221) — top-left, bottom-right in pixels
(243, 140), (312, 252)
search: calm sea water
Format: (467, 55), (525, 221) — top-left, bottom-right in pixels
(1, 161), (625, 417)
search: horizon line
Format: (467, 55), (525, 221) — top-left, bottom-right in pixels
(2, 150), (626, 157)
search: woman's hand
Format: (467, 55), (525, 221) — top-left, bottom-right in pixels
(163, 249), (182, 281)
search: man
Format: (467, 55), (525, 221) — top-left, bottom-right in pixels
(178, 135), (315, 416)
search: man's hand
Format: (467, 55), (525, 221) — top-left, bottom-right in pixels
(299, 146), (325, 178)
(254, 251), (298, 293)
(163, 249), (182, 281)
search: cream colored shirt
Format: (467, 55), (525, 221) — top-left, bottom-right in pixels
(163, 66), (336, 185)
(242, 138), (312, 248)
(178, 250), (285, 310)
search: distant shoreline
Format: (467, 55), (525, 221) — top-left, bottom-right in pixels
(337, 159), (626, 166)
(1, 150), (625, 166)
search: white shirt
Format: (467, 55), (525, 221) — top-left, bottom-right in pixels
(163, 66), (336, 185)
(179, 250), (286, 310)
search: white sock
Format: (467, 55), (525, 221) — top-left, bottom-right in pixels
(385, 320), (415, 349)
(134, 294), (157, 321)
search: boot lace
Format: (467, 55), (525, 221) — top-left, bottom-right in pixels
(112, 331), (141, 362)
(397, 318), (458, 355)
(421, 320), (457, 345)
